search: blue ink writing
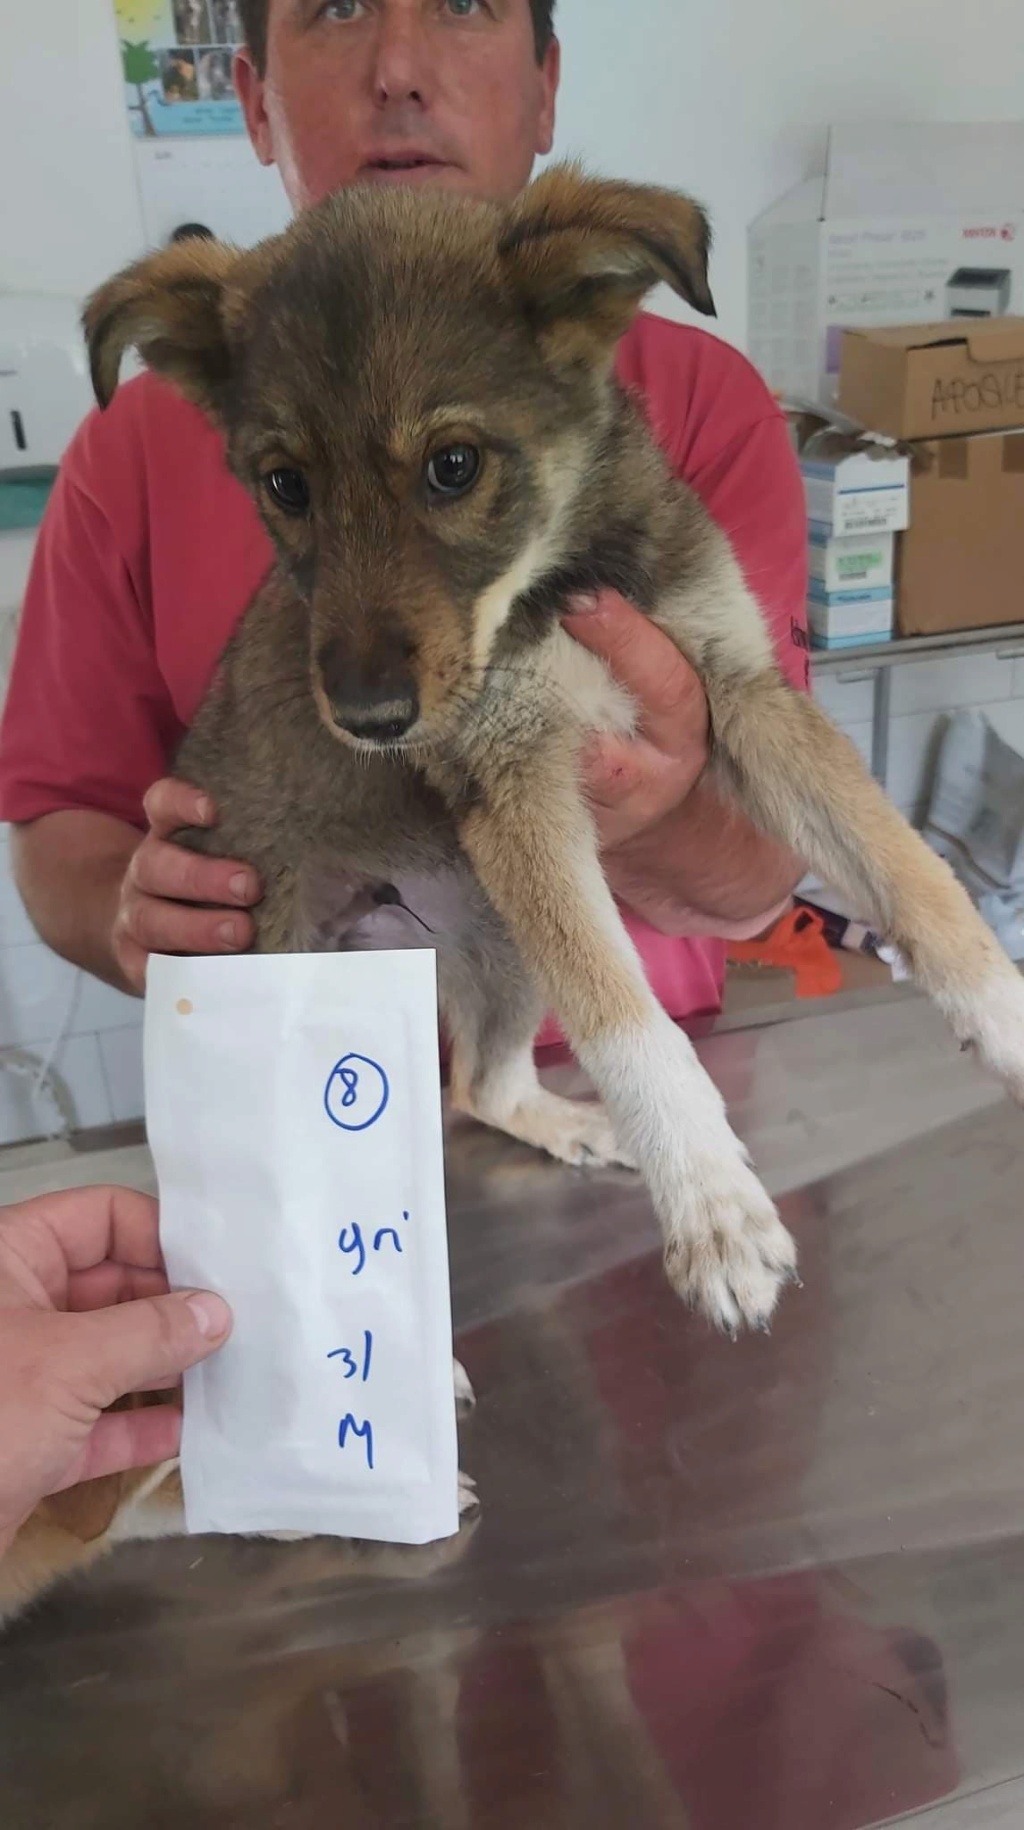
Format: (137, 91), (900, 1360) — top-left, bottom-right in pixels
(337, 1212), (411, 1276)
(329, 1207), (410, 1470)
(338, 1413), (374, 1470)
(327, 1331), (373, 1382)
(324, 1054), (390, 1132)
(337, 1223), (367, 1277)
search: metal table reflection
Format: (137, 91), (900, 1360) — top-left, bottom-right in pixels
(2, 992), (1024, 1829)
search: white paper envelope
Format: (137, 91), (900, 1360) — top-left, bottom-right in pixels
(144, 949), (459, 1545)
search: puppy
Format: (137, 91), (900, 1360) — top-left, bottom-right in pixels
(80, 164), (1024, 1332)
(7, 165), (1024, 1618)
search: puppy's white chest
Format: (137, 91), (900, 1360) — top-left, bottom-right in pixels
(538, 627), (637, 738)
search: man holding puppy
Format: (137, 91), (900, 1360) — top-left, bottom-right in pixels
(0, 0), (807, 1026)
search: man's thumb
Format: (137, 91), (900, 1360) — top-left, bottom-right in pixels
(70, 1289), (232, 1407)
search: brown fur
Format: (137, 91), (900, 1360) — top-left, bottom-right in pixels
(9, 162), (1024, 1625)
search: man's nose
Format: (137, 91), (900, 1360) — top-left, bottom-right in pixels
(371, 9), (433, 106)
(318, 638), (419, 744)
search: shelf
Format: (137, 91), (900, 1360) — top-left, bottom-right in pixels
(812, 622), (1024, 674)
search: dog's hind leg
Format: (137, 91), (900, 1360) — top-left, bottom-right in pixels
(439, 908), (635, 1171)
(454, 767), (795, 1333)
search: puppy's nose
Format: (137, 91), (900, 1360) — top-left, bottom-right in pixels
(318, 640), (419, 744)
(333, 696), (419, 744)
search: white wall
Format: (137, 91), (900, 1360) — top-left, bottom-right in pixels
(5, 0), (1024, 340)
(0, 0), (143, 301)
(551, 0), (1024, 349)
(1, 0), (1023, 1141)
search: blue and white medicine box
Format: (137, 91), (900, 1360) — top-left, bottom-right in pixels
(807, 526), (894, 596)
(801, 447), (909, 538)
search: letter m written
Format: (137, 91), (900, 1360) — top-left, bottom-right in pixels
(338, 1414), (374, 1470)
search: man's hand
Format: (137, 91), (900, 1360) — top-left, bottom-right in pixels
(113, 779), (263, 992)
(563, 591), (802, 937)
(0, 1187), (232, 1554)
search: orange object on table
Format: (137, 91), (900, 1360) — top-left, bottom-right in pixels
(727, 905), (843, 999)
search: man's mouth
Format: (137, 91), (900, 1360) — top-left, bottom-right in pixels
(360, 154), (453, 181)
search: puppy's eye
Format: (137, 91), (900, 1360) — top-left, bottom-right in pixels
(264, 468), (311, 515)
(426, 445), (481, 498)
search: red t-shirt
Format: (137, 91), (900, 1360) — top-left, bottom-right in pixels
(0, 312), (808, 1025)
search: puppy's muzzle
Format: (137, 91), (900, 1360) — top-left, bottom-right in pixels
(317, 639), (419, 745)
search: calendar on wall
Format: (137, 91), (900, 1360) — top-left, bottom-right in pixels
(115, 0), (247, 138)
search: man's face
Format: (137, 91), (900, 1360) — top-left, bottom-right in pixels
(235, 0), (559, 209)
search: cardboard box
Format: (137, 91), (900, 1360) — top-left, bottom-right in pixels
(800, 436), (909, 536)
(749, 122), (1024, 411)
(839, 319), (1024, 440)
(898, 431), (1024, 636)
(808, 526), (894, 594)
(808, 583), (894, 650)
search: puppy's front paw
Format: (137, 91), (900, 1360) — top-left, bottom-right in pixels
(663, 1157), (798, 1335)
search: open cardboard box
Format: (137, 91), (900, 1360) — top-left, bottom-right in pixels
(839, 318), (1024, 441)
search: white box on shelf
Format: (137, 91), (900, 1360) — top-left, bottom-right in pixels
(808, 586), (894, 650)
(808, 526), (894, 595)
(801, 446), (909, 537)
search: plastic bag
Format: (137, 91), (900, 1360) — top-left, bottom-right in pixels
(922, 709), (1024, 961)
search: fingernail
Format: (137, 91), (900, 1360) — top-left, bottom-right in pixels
(186, 1292), (231, 1339)
(217, 920), (240, 949)
(197, 795), (214, 825)
(565, 590), (600, 617)
(228, 871), (251, 902)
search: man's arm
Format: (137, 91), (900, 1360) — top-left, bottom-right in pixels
(13, 812), (139, 994)
(0, 399), (263, 992)
(565, 592), (802, 937)
(13, 785), (262, 995)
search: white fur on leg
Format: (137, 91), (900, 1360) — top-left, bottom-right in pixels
(943, 964), (1024, 1104)
(485, 817), (799, 1331)
(583, 1013), (798, 1332)
(453, 1040), (636, 1169)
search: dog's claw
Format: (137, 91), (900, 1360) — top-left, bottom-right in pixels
(755, 1316), (773, 1335)
(458, 1470), (480, 1516)
(453, 1358), (476, 1412)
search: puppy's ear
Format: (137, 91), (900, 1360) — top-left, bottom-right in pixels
(499, 163), (715, 363)
(83, 238), (245, 417)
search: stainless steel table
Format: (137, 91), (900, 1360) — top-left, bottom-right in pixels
(2, 993), (1024, 1829)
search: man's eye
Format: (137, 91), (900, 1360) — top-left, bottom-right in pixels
(445, 0), (483, 14)
(321, 0), (363, 20)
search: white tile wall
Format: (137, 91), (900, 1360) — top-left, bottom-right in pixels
(0, 542), (145, 1143)
(0, 533), (36, 619)
(812, 651), (1024, 824)
(99, 1024), (146, 1125)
